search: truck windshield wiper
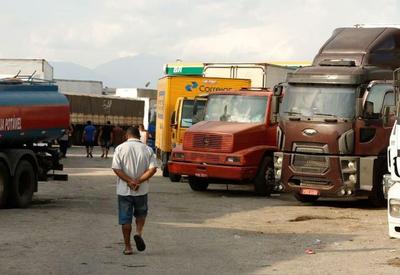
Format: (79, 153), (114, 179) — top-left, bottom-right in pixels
(314, 113), (337, 117)
(284, 111), (301, 115)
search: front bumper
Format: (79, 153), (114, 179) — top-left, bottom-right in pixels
(168, 161), (258, 181)
(274, 151), (363, 197)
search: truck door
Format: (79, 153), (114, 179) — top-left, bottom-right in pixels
(171, 97), (183, 148)
(355, 82), (395, 155)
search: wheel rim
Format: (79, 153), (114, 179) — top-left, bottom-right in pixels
(265, 167), (274, 182)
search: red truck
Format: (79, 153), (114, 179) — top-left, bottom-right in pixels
(168, 88), (280, 195)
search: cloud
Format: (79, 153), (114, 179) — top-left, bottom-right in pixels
(0, 0), (398, 67)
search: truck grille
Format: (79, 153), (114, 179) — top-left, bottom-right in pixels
(185, 152), (221, 164)
(184, 133), (233, 152)
(291, 143), (329, 174)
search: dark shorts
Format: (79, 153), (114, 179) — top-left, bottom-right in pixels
(118, 194), (148, 225)
(100, 139), (111, 149)
(85, 140), (94, 148)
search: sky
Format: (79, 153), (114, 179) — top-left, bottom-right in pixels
(0, 0), (399, 68)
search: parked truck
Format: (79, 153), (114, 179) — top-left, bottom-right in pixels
(203, 63), (295, 88)
(0, 78), (69, 208)
(64, 93), (145, 145)
(168, 88), (281, 195)
(383, 68), (400, 237)
(156, 76), (251, 177)
(274, 26), (400, 205)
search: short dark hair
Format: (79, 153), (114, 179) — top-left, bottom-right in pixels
(126, 126), (140, 139)
(87, 120), (92, 125)
(107, 121), (111, 124)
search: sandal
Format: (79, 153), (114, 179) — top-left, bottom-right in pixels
(123, 249), (133, 255)
(134, 235), (146, 252)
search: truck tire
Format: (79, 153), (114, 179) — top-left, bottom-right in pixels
(169, 173), (182, 182)
(188, 176), (209, 191)
(0, 162), (10, 208)
(368, 162), (386, 207)
(294, 193), (319, 203)
(253, 156), (275, 196)
(10, 160), (36, 208)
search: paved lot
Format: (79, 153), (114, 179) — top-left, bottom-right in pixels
(1, 146), (400, 274)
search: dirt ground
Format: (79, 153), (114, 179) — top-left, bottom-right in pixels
(1, 146), (400, 275)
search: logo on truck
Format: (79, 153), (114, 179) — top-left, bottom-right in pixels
(302, 128), (318, 136)
(185, 81), (233, 93)
(185, 82), (199, 91)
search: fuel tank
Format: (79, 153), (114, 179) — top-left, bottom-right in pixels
(0, 82), (70, 146)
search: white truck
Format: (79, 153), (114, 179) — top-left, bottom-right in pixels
(203, 63), (296, 88)
(384, 68), (400, 238)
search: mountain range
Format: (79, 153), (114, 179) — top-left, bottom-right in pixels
(50, 54), (168, 89)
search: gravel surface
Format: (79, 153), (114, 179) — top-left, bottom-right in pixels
(0, 146), (399, 274)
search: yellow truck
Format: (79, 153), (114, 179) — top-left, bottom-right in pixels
(156, 75), (251, 177)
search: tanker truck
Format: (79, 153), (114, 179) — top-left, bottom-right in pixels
(0, 78), (69, 208)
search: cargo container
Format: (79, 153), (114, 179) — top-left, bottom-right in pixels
(64, 93), (145, 145)
(0, 59), (53, 80)
(55, 79), (103, 95)
(203, 63), (295, 88)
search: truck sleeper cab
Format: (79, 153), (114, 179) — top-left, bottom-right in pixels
(275, 27), (400, 205)
(168, 88), (280, 195)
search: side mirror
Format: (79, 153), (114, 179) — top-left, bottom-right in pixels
(273, 84), (283, 96)
(383, 105), (391, 125)
(170, 111), (176, 125)
(363, 101), (376, 119)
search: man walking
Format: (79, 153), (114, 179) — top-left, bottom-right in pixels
(82, 120), (96, 158)
(98, 121), (113, 158)
(112, 127), (158, 254)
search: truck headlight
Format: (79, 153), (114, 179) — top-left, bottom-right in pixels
(226, 156), (241, 163)
(348, 161), (355, 169)
(349, 174), (357, 184)
(390, 199), (400, 218)
(173, 152), (185, 159)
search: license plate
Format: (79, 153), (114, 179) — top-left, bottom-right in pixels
(195, 173), (208, 178)
(300, 188), (320, 196)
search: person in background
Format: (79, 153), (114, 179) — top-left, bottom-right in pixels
(98, 121), (113, 158)
(112, 124), (126, 148)
(59, 124), (73, 158)
(82, 120), (96, 158)
(112, 126), (158, 255)
(139, 124), (148, 145)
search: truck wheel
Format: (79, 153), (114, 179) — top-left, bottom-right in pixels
(369, 164), (386, 207)
(294, 193), (319, 203)
(169, 173), (182, 182)
(188, 176), (209, 191)
(0, 162), (10, 208)
(253, 156), (275, 196)
(10, 160), (36, 208)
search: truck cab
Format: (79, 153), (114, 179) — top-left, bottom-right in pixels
(274, 27), (400, 205)
(168, 88), (280, 195)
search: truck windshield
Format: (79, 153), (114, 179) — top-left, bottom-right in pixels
(180, 99), (206, 128)
(281, 84), (356, 118)
(205, 95), (267, 123)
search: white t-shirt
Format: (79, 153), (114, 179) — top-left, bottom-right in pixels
(112, 138), (158, 196)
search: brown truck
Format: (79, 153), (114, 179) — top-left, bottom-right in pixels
(274, 26), (400, 205)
